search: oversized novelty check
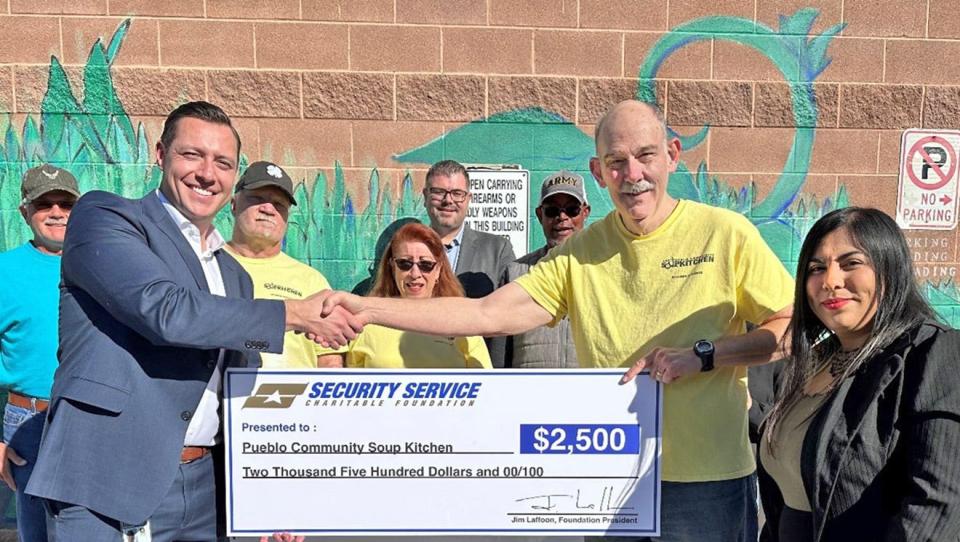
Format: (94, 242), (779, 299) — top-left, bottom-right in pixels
(224, 369), (662, 537)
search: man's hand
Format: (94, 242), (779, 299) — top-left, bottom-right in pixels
(286, 291), (364, 348)
(318, 290), (365, 319)
(621, 346), (700, 385)
(0, 442), (27, 490)
(260, 533), (303, 542)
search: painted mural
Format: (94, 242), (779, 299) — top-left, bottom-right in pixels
(0, 10), (957, 324)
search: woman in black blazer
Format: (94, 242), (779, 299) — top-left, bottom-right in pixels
(758, 207), (960, 542)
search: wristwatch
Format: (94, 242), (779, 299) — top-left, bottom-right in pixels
(693, 339), (715, 372)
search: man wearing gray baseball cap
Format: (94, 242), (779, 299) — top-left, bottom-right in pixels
(0, 164), (80, 541)
(490, 170), (591, 369)
(226, 161), (344, 368)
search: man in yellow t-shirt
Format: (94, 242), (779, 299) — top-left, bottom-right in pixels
(320, 100), (793, 542)
(226, 161), (343, 368)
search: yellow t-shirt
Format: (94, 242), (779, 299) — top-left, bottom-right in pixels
(225, 247), (343, 369)
(346, 324), (492, 369)
(515, 200), (794, 482)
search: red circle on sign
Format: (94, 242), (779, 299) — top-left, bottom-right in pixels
(906, 136), (956, 190)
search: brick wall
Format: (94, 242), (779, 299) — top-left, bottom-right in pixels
(0, 0), (957, 322)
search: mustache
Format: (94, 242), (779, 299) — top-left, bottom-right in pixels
(620, 180), (655, 194)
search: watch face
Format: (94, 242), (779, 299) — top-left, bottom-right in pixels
(694, 340), (713, 355)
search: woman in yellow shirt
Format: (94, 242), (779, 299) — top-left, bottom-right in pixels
(346, 222), (491, 368)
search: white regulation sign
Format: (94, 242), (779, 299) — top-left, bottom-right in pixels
(465, 167), (529, 255)
(897, 129), (960, 230)
(223, 369), (662, 537)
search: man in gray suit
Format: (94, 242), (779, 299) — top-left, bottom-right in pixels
(423, 160), (515, 301)
(26, 101), (359, 541)
(495, 170), (591, 368)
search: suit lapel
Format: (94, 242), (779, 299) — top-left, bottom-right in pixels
(456, 225), (476, 273)
(215, 251), (244, 299)
(143, 193), (210, 292)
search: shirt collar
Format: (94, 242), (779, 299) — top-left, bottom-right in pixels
(155, 190), (225, 257)
(445, 224), (466, 250)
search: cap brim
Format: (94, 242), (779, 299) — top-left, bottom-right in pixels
(540, 187), (587, 205)
(237, 180), (297, 205)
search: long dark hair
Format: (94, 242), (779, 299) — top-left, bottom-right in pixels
(765, 207), (936, 451)
(369, 222), (464, 299)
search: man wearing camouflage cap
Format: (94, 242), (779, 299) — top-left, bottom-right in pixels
(225, 161), (344, 368)
(491, 170), (591, 368)
(0, 164), (80, 541)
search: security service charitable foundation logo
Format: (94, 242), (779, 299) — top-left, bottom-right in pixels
(243, 383), (308, 409)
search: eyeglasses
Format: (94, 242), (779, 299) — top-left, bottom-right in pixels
(426, 187), (469, 203)
(541, 205), (582, 218)
(28, 199), (75, 211)
(392, 258), (438, 273)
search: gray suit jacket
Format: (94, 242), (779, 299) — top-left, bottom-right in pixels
(26, 191), (286, 525)
(758, 321), (960, 542)
(489, 245), (579, 369)
(454, 225), (515, 299)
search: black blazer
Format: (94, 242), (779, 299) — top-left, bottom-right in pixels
(759, 321), (960, 542)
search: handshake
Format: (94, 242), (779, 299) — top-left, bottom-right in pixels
(284, 290), (367, 347)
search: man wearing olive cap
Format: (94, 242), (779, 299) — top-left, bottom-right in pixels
(0, 164), (80, 541)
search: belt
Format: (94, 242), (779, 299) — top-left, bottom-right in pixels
(7, 392), (49, 412)
(180, 446), (212, 464)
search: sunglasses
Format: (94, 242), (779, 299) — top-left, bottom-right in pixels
(392, 258), (438, 273)
(541, 205), (582, 218)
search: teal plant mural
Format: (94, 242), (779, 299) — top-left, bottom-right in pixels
(0, 10), (957, 328)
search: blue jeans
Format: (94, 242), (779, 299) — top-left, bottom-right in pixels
(3, 401), (48, 542)
(587, 473), (758, 542)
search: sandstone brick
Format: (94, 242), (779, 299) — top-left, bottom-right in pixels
(667, 81), (752, 127)
(755, 0), (842, 34)
(923, 86), (960, 129)
(843, 0), (925, 38)
(112, 68), (206, 116)
(256, 22), (348, 70)
(713, 37), (805, 82)
(232, 117), (261, 158)
(490, 0), (577, 28)
(838, 84), (921, 130)
(207, 70), (301, 118)
(840, 175), (898, 215)
(61, 17), (158, 66)
(396, 74), (484, 122)
(397, 0), (486, 24)
(624, 32), (711, 80)
(0, 67), (13, 112)
(109, 0), (203, 17)
(0, 16), (61, 64)
(754, 83), (838, 128)
(258, 119), (352, 167)
(668, 0), (753, 30)
(11, 0), (105, 14)
(207, 0), (299, 20)
(672, 125), (709, 170)
(444, 28), (532, 74)
(159, 20), (255, 68)
(351, 25), (441, 72)
(929, 0), (960, 39)
(818, 37), (884, 83)
(579, 0), (667, 31)
(535, 30), (621, 77)
(709, 127), (797, 174)
(14, 65), (84, 113)
(886, 41), (960, 85)
(488, 76), (576, 121)
(303, 72), (393, 120)
(877, 130), (901, 175)
(809, 129), (880, 175)
(302, 0), (393, 22)
(578, 78), (665, 124)
(352, 120), (445, 168)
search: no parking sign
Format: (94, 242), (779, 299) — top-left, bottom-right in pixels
(896, 129), (960, 230)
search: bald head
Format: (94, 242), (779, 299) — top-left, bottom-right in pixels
(594, 100), (668, 155)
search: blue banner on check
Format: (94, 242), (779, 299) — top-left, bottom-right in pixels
(519, 424), (641, 454)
